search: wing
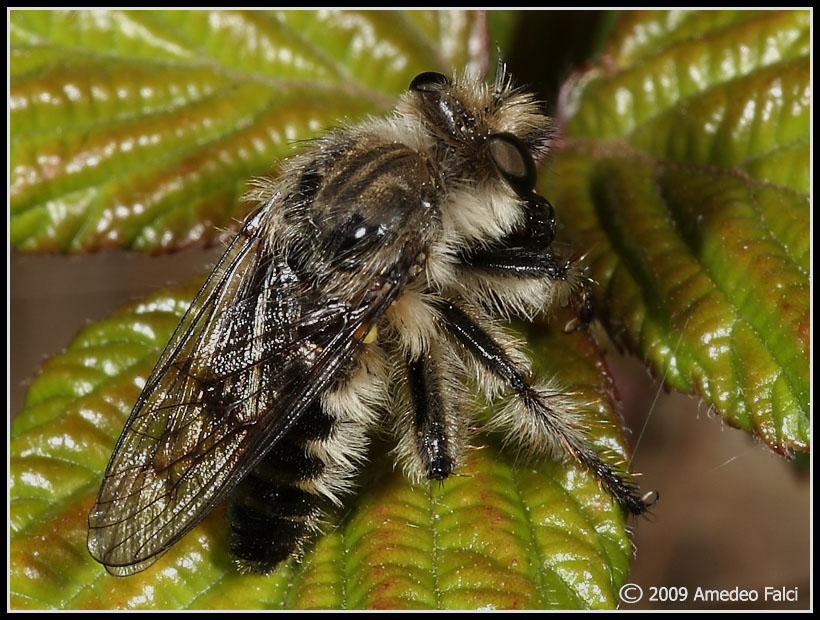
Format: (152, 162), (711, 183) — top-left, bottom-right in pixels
(87, 206), (412, 576)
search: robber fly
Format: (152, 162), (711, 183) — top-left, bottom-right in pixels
(87, 63), (655, 576)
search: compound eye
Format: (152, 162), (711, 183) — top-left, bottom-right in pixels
(409, 72), (451, 93)
(487, 133), (537, 196)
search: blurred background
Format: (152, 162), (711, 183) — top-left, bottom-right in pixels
(10, 10), (809, 611)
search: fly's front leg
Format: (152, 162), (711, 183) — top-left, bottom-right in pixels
(564, 277), (595, 333)
(460, 247), (570, 279)
(456, 191), (594, 327)
(459, 243), (594, 328)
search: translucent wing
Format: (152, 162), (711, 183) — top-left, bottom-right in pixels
(87, 207), (408, 575)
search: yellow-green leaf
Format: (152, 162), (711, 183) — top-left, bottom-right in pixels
(10, 10), (641, 610)
(10, 9), (487, 252)
(11, 286), (636, 610)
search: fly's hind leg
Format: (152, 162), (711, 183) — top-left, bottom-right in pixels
(435, 299), (654, 516)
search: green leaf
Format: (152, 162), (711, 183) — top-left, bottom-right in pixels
(542, 10), (809, 455)
(10, 10), (637, 610)
(9, 9), (490, 252)
(11, 285), (635, 610)
(16, 7), (808, 612)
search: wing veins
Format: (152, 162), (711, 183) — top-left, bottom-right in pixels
(89, 208), (423, 573)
